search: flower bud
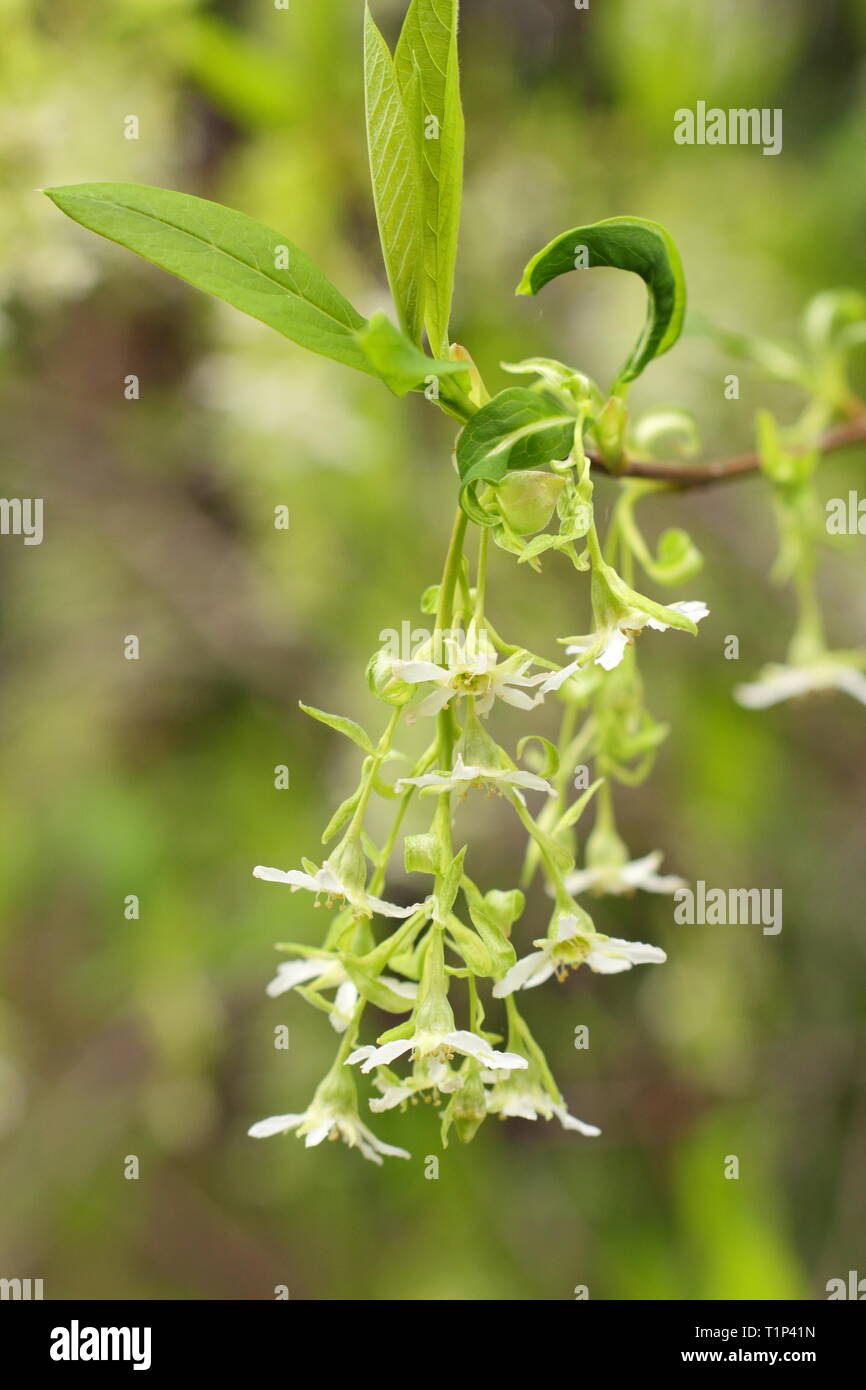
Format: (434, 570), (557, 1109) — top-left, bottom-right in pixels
(495, 470), (565, 535)
(366, 648), (414, 706)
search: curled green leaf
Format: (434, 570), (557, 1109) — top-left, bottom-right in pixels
(517, 216), (686, 389)
(456, 387), (576, 525)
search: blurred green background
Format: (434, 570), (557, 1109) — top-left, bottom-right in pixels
(1, 0), (865, 1301)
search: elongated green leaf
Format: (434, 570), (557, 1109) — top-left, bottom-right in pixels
(517, 216), (686, 387)
(357, 310), (470, 396)
(395, 0), (464, 354)
(364, 7), (425, 342)
(456, 387), (576, 525)
(44, 182), (372, 374)
(299, 702), (375, 755)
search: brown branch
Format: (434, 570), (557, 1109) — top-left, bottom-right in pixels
(588, 415), (866, 488)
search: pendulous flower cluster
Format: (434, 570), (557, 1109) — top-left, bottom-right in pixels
(248, 424), (709, 1162)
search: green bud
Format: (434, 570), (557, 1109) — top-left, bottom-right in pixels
(440, 1064), (487, 1146)
(366, 648), (414, 706)
(495, 470), (565, 535)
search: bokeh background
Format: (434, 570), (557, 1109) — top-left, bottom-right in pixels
(1, 0), (865, 1301)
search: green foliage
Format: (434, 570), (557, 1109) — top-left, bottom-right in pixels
(44, 182), (373, 373)
(456, 387), (576, 524)
(518, 216), (686, 388)
(364, 7), (426, 342)
(357, 310), (469, 396)
(394, 0), (465, 354)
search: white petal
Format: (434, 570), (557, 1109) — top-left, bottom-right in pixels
(365, 892), (427, 919)
(596, 628), (629, 670)
(380, 974), (418, 999)
(555, 913), (582, 942)
(584, 949), (634, 974)
(556, 1106), (602, 1137)
(328, 980), (359, 1033)
(492, 950), (552, 997)
(247, 1112), (305, 1138)
(563, 866), (602, 895)
(391, 659), (450, 683)
(540, 660), (581, 695)
(671, 600), (709, 623)
(832, 666), (866, 705)
(619, 853), (686, 894)
(303, 1121), (333, 1147)
(587, 936), (667, 972)
(351, 1038), (414, 1072)
(497, 685), (543, 711)
(498, 1099), (540, 1120)
(445, 1030), (528, 1070)
(416, 686), (456, 717)
(265, 958), (328, 997)
(363, 1128), (411, 1160)
(253, 865), (319, 890)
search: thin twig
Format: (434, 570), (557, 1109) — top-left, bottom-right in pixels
(587, 415), (866, 488)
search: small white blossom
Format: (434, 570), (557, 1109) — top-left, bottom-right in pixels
(735, 659), (866, 709)
(543, 600), (709, 686)
(369, 1058), (463, 1112)
(347, 1028), (528, 1075)
(391, 626), (548, 717)
(486, 1076), (601, 1136)
(565, 851), (687, 897)
(253, 860), (425, 920)
(396, 753), (552, 797)
(493, 912), (666, 996)
(248, 1097), (409, 1165)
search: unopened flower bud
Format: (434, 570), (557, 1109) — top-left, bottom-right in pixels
(495, 470), (565, 535)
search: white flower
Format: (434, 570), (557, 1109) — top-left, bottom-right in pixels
(347, 1027), (528, 1075)
(396, 753), (552, 797)
(266, 954), (417, 1033)
(734, 659), (866, 709)
(391, 626), (548, 717)
(369, 1058), (463, 1112)
(266, 953), (345, 998)
(252, 859), (425, 920)
(565, 851), (687, 897)
(486, 1077), (601, 1137)
(248, 1092), (409, 1165)
(543, 600), (709, 685)
(492, 912), (666, 996)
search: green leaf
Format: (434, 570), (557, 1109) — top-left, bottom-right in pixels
(43, 182), (372, 374)
(517, 216), (686, 388)
(356, 310), (470, 396)
(456, 387), (576, 525)
(299, 702), (375, 754)
(395, 0), (464, 354)
(364, 7), (425, 342)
